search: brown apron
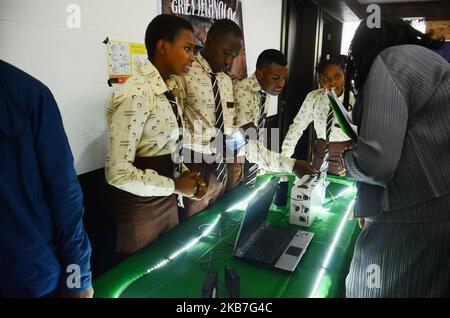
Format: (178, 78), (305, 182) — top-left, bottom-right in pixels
(181, 150), (227, 219)
(112, 155), (179, 255)
(225, 155), (245, 193)
(312, 138), (353, 175)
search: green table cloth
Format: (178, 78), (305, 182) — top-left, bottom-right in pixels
(94, 174), (360, 298)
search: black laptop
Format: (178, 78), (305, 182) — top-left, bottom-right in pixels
(233, 177), (314, 272)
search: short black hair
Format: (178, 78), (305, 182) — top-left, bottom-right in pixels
(256, 49), (287, 69)
(206, 19), (243, 41)
(145, 14), (193, 60)
(315, 55), (347, 75)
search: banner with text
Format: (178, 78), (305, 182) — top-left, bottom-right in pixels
(162, 0), (247, 81)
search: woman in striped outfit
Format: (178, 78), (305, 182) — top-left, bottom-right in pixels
(343, 16), (450, 297)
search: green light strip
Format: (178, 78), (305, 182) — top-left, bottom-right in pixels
(225, 178), (273, 212)
(112, 214), (222, 298)
(309, 197), (356, 298)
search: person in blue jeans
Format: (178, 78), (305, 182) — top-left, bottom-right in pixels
(0, 60), (93, 298)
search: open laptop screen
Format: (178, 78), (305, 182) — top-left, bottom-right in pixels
(234, 178), (278, 252)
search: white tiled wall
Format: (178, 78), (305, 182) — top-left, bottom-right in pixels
(0, 0), (283, 174)
(0, 0), (158, 174)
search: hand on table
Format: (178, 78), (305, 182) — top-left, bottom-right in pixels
(358, 218), (365, 230)
(174, 171), (206, 200)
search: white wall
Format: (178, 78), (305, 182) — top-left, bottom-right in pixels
(0, 0), (283, 174)
(0, 0), (159, 174)
(341, 21), (360, 55)
(241, 0), (283, 117)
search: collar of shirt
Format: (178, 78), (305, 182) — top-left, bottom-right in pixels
(139, 59), (185, 99)
(140, 60), (173, 96)
(195, 52), (214, 75)
(248, 73), (263, 93)
(317, 88), (345, 101)
(167, 77), (185, 100)
(250, 73), (269, 116)
(310, 88), (345, 110)
(195, 52), (230, 79)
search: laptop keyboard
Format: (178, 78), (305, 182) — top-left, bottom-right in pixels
(245, 226), (297, 266)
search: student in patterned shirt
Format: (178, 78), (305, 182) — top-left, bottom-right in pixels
(176, 22), (316, 218)
(235, 49), (289, 128)
(174, 19), (244, 218)
(106, 14), (206, 257)
(282, 56), (355, 175)
(230, 49), (315, 190)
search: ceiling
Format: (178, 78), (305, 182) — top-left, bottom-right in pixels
(313, 0), (450, 22)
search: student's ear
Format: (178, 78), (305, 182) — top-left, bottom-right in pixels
(255, 68), (263, 82)
(156, 39), (167, 56)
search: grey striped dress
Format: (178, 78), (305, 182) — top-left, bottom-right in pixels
(344, 45), (450, 298)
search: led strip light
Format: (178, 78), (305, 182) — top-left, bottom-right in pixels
(114, 179), (275, 298)
(309, 197), (356, 298)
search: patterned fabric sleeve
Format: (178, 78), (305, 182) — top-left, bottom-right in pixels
(245, 140), (296, 173)
(106, 90), (175, 197)
(234, 80), (256, 127)
(281, 91), (316, 157)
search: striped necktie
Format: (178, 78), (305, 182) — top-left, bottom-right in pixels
(245, 90), (267, 188)
(321, 105), (334, 172)
(257, 91), (267, 143)
(210, 73), (227, 185)
(164, 91), (184, 177)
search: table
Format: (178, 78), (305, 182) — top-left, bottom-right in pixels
(93, 174), (360, 298)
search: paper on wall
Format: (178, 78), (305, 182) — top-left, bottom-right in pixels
(106, 39), (148, 85)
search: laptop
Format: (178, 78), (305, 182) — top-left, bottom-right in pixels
(233, 177), (314, 272)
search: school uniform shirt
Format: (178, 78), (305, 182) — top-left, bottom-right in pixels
(174, 53), (235, 155)
(234, 73), (270, 127)
(106, 60), (187, 197)
(282, 88), (355, 157)
(233, 73), (295, 173)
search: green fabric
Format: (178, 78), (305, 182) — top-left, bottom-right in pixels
(93, 174), (360, 298)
